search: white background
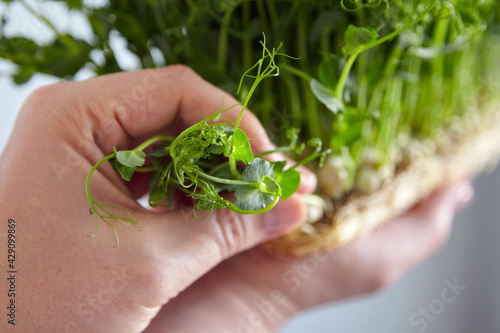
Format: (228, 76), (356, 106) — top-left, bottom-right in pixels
(2, 3), (500, 333)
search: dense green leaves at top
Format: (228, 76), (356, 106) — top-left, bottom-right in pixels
(0, 34), (92, 83)
(214, 0), (244, 12)
(18, 0), (497, 238)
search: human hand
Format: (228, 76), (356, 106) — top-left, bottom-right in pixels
(0, 65), (473, 333)
(144, 180), (473, 333)
(0, 66), (315, 332)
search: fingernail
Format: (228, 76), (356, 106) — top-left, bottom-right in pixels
(453, 181), (474, 213)
(262, 196), (306, 235)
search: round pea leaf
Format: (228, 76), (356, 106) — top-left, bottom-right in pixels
(234, 158), (276, 211)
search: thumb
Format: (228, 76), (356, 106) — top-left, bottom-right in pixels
(137, 195), (307, 290)
(165, 195), (307, 257)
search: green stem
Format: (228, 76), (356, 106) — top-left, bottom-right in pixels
(290, 149), (331, 170)
(367, 42), (404, 115)
(242, 2), (252, 71)
(134, 135), (174, 151)
(254, 146), (294, 157)
(234, 77), (263, 131)
(334, 53), (359, 100)
(198, 170), (256, 186)
(226, 194), (280, 214)
(256, 0), (271, 38)
(218, 9), (233, 74)
(135, 167), (156, 173)
(431, 4), (451, 90)
(266, 1), (278, 30)
(334, 0), (438, 100)
(228, 154), (238, 179)
(86, 154), (115, 205)
(280, 63), (313, 82)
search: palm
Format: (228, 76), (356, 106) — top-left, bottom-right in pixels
(146, 185), (462, 333)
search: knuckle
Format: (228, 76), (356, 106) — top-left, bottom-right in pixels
(24, 81), (73, 113)
(210, 209), (252, 259)
(122, 259), (180, 307)
(167, 64), (200, 80)
(428, 219), (452, 253)
(18, 82), (80, 139)
(350, 247), (397, 294)
(364, 264), (399, 293)
(364, 269), (395, 293)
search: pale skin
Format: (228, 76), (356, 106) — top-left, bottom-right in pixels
(0, 66), (473, 332)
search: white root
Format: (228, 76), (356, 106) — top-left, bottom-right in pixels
(318, 156), (348, 199)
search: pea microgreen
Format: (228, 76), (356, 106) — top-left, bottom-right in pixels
(4, 0), (500, 237)
(85, 38), (330, 246)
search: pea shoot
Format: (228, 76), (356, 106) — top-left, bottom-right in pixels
(85, 37), (330, 246)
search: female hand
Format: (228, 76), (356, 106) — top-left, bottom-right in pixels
(0, 66), (314, 332)
(0, 66), (472, 333)
(145, 180), (473, 333)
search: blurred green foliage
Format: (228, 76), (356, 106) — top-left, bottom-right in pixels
(1, 0), (500, 194)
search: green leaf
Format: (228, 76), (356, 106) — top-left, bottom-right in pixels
(242, 158), (274, 182)
(234, 186), (275, 211)
(235, 158), (276, 211)
(259, 175), (281, 196)
(232, 128), (254, 164)
(63, 0), (83, 10)
(343, 25), (379, 56)
(148, 171), (162, 190)
(45, 35), (93, 78)
(149, 186), (166, 207)
(115, 149), (146, 167)
(114, 160), (136, 181)
(277, 169), (301, 200)
(310, 79), (344, 114)
(12, 66), (35, 85)
(208, 144), (226, 155)
(149, 145), (169, 157)
(272, 161), (287, 174)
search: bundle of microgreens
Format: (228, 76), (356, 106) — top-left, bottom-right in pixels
(2, 0), (500, 250)
(85, 39), (329, 245)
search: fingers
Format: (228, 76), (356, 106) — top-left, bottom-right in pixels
(385, 179), (474, 265)
(292, 180), (475, 308)
(73, 66), (316, 195)
(77, 65), (274, 153)
(219, 180), (475, 313)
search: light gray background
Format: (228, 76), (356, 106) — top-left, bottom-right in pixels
(1, 3), (500, 333)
